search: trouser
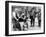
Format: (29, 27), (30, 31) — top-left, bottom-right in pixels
(30, 16), (35, 27)
(31, 18), (35, 27)
(38, 20), (41, 27)
(19, 22), (24, 31)
(12, 18), (21, 31)
(13, 22), (21, 31)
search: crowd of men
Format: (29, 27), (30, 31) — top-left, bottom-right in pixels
(12, 6), (41, 31)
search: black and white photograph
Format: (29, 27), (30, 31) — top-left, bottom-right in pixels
(5, 1), (45, 36)
(12, 6), (41, 31)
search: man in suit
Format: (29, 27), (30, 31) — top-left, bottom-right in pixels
(12, 8), (22, 31)
(29, 7), (36, 27)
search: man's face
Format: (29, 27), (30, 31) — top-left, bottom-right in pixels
(18, 11), (23, 17)
(14, 8), (22, 16)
